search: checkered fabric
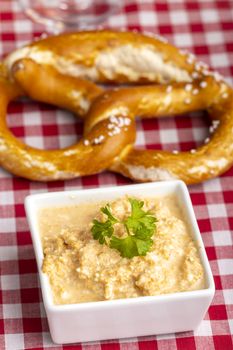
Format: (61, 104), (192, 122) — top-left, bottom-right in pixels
(0, 0), (233, 349)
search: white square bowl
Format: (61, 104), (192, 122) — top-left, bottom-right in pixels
(25, 180), (215, 344)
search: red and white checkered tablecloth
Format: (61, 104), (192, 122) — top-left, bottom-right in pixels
(0, 0), (233, 349)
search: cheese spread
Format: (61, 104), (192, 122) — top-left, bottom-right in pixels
(39, 195), (205, 305)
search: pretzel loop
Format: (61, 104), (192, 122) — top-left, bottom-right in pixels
(0, 30), (232, 184)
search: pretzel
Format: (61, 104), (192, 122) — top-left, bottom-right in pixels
(0, 30), (232, 183)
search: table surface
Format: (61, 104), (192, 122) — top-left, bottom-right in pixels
(0, 0), (233, 349)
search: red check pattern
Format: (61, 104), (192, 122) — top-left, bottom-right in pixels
(0, 0), (233, 349)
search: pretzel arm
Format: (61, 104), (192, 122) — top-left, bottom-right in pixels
(84, 78), (219, 133)
(111, 90), (233, 184)
(83, 77), (232, 184)
(5, 31), (194, 85)
(12, 58), (103, 116)
(0, 98), (136, 181)
(0, 59), (135, 181)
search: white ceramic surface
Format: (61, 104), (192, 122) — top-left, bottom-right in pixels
(25, 180), (215, 344)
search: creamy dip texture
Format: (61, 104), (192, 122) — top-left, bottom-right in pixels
(39, 195), (205, 305)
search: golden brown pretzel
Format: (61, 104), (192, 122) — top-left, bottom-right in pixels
(1, 30), (233, 183)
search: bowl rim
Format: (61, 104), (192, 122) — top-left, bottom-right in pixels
(24, 180), (215, 312)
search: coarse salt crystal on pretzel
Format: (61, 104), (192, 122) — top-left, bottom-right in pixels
(0, 30), (232, 184)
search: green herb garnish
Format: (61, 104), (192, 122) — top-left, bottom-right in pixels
(91, 198), (157, 258)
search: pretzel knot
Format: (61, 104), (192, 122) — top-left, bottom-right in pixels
(0, 30), (233, 184)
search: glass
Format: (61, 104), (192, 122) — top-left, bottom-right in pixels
(19, 0), (121, 32)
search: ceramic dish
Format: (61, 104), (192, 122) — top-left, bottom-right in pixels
(25, 181), (215, 344)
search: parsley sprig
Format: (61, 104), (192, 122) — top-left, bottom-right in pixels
(91, 198), (157, 258)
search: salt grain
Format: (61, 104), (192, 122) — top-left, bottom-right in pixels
(191, 71), (199, 79)
(184, 98), (191, 105)
(200, 81), (207, 88)
(185, 84), (192, 92)
(187, 57), (194, 65)
(166, 85), (173, 93)
(93, 135), (105, 145)
(83, 139), (90, 146)
(195, 63), (202, 71)
(209, 126), (214, 134)
(213, 120), (220, 128)
(192, 89), (199, 95)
